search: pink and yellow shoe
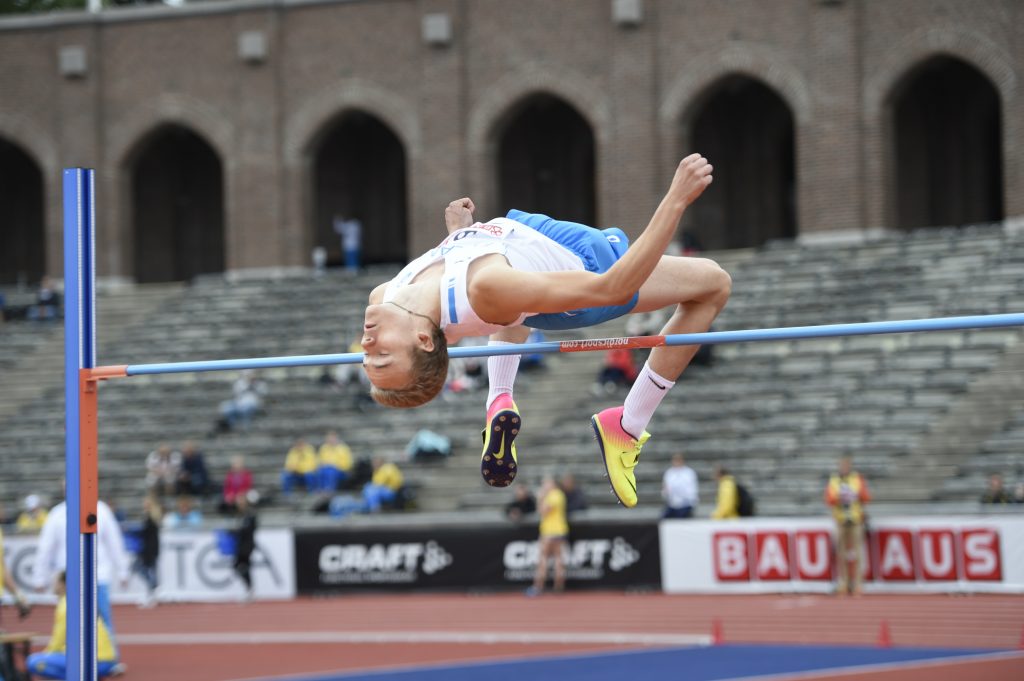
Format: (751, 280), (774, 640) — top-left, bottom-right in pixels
(481, 394), (520, 487)
(591, 406), (650, 508)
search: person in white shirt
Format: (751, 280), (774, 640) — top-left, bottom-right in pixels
(662, 453), (699, 518)
(33, 496), (132, 641)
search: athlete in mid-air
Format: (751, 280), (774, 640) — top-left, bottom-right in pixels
(361, 154), (730, 507)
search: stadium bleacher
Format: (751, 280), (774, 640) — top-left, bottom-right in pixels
(0, 223), (1022, 523)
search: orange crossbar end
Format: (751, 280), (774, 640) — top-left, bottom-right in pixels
(87, 365), (128, 381)
(78, 369), (99, 534)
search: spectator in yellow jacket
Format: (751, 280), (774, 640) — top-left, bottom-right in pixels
(27, 572), (121, 679)
(317, 430), (354, 493)
(711, 465), (739, 520)
(281, 437), (318, 497)
(825, 457), (871, 596)
(361, 458), (404, 512)
(15, 494), (48, 533)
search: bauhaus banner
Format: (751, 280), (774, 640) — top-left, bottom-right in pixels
(660, 516), (1024, 594)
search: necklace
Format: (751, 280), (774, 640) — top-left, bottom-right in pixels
(387, 301), (440, 329)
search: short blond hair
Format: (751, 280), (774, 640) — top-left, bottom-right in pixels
(370, 325), (449, 408)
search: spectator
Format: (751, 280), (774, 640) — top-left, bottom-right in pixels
(133, 496), (162, 608)
(505, 484), (536, 523)
(824, 457), (872, 597)
(145, 444), (182, 497)
(711, 465), (739, 520)
(27, 276), (60, 322)
(333, 214), (362, 273)
(34, 491), (131, 644)
(1014, 481), (1024, 504)
(981, 473), (1012, 504)
(361, 457), (404, 513)
(16, 494), (49, 533)
(220, 455), (254, 514)
(281, 437), (318, 497)
(233, 491), (258, 601)
(662, 453), (699, 519)
(591, 348), (638, 395)
(27, 572), (121, 680)
(405, 429), (451, 462)
(560, 473), (588, 515)
(215, 370), (268, 433)
(163, 495), (203, 529)
(176, 441), (210, 498)
(311, 245), (327, 277)
(527, 476), (568, 596)
(317, 431), (354, 493)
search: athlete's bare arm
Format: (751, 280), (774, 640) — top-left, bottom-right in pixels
(470, 154), (713, 322)
(445, 197), (476, 234)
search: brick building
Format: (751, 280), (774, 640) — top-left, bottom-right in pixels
(0, 0), (1020, 284)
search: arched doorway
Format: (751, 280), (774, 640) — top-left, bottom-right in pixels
(131, 125), (225, 283)
(891, 55), (1003, 229)
(0, 138), (45, 285)
(312, 111), (407, 265)
(687, 75), (796, 250)
(496, 94), (596, 225)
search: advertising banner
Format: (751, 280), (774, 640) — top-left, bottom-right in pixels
(3, 528), (295, 603)
(660, 516), (1024, 594)
(295, 522), (660, 593)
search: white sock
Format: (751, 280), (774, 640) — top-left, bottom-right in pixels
(486, 341), (521, 411)
(621, 362), (676, 438)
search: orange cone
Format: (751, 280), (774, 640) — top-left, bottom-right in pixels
(877, 620), (892, 648)
(711, 618), (724, 645)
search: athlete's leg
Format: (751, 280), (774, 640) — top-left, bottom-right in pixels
(621, 255), (730, 436)
(481, 326), (530, 488)
(593, 256), (730, 507)
(486, 326), (531, 409)
(631, 255), (731, 381)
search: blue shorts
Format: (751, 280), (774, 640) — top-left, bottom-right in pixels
(505, 209), (639, 331)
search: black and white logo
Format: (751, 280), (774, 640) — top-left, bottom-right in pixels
(318, 541), (453, 584)
(501, 537), (641, 582)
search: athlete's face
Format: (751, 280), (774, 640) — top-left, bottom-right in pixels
(361, 303), (429, 389)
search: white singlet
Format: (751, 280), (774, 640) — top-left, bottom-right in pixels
(382, 218), (584, 342)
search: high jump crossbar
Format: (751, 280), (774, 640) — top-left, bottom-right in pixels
(64, 166), (1024, 681)
(84, 313), (1024, 379)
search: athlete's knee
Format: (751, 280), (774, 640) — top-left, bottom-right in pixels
(695, 258), (731, 304)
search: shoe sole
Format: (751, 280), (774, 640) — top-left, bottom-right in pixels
(481, 408), (520, 487)
(591, 415), (636, 508)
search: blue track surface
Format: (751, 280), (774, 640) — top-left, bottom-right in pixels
(263, 644), (999, 681)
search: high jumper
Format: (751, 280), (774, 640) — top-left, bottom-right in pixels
(360, 154), (730, 507)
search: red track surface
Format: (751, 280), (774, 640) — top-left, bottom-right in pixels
(9, 592), (1024, 681)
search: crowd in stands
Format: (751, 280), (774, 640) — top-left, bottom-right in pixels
(0, 276), (61, 323)
(980, 473), (1024, 505)
(143, 441), (257, 522)
(274, 429), (429, 518)
(213, 370), (268, 434)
